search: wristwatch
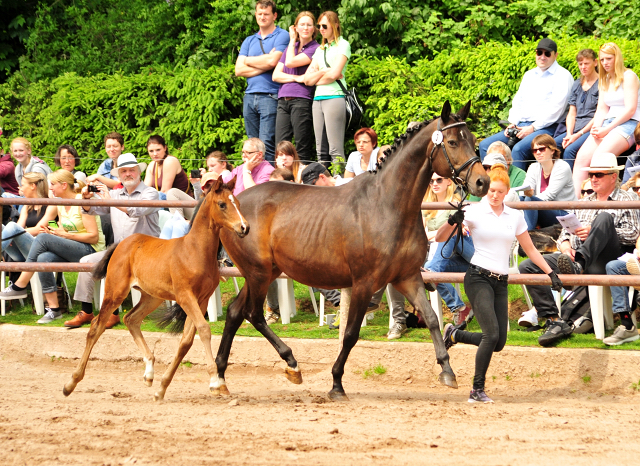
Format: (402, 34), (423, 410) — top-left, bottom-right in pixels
(244, 168), (252, 175)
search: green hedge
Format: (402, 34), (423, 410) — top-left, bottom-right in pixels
(1, 37), (639, 173)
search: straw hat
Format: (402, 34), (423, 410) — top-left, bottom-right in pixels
(581, 152), (625, 172)
(110, 153), (147, 177)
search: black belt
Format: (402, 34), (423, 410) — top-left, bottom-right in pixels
(470, 264), (508, 281)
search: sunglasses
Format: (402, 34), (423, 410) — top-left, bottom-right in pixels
(532, 146), (547, 154)
(581, 189), (594, 195)
(536, 49), (552, 57)
(482, 165), (492, 171)
(589, 172), (613, 179)
(317, 24), (328, 30)
(632, 186), (640, 193)
(430, 177), (446, 185)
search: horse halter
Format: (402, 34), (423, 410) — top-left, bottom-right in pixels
(429, 119), (481, 194)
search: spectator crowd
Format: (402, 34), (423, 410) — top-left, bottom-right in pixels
(1, 1), (640, 350)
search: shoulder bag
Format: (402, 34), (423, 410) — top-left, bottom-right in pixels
(323, 47), (363, 136)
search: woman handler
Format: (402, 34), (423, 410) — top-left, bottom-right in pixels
(435, 164), (563, 403)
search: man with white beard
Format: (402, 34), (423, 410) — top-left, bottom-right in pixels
(63, 153), (161, 329)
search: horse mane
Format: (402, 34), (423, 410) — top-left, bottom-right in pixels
(369, 117), (438, 175)
(187, 181), (235, 232)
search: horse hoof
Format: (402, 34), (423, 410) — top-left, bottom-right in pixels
(211, 385), (230, 396)
(62, 385), (73, 397)
(285, 367), (303, 385)
(438, 371), (458, 389)
(328, 389), (349, 402)
(153, 392), (164, 402)
(144, 376), (153, 387)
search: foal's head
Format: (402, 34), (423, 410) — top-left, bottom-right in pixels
(204, 176), (250, 238)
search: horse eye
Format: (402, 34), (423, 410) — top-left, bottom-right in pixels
(448, 140), (458, 147)
(218, 201), (227, 209)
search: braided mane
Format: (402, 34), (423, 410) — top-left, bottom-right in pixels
(368, 117), (438, 175)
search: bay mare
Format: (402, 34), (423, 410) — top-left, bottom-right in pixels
(180, 101), (488, 400)
(62, 177), (249, 400)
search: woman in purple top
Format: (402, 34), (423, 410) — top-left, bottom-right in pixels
(273, 11), (319, 163)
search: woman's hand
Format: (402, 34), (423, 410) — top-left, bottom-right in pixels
(562, 132), (581, 148)
(288, 25), (296, 42)
(47, 225), (68, 239)
(590, 125), (610, 139)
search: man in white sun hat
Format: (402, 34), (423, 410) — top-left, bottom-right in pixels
(518, 152), (640, 346)
(63, 153), (161, 330)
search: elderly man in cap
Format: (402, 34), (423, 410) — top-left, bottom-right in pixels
(518, 152), (640, 346)
(479, 38), (574, 170)
(63, 153), (161, 329)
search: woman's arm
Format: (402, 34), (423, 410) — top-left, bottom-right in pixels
(16, 206), (29, 229)
(28, 206), (58, 236)
(517, 231), (554, 274)
(285, 43), (313, 68)
(303, 58), (326, 86)
(272, 62), (300, 84)
(343, 170), (355, 179)
(160, 157), (182, 193)
(434, 219), (458, 243)
(316, 54), (348, 85)
(143, 161), (155, 187)
(565, 106), (577, 135)
(49, 213), (99, 244)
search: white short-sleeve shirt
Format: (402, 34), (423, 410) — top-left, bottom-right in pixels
(463, 197), (528, 275)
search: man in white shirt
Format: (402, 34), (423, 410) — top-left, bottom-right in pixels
(479, 38), (574, 171)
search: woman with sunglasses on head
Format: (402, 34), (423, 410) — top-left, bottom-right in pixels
(521, 134), (576, 230)
(436, 164), (562, 403)
(303, 11), (350, 166)
(553, 49), (599, 169)
(273, 11), (319, 163)
(344, 128), (379, 178)
(275, 140), (305, 183)
(0, 170), (105, 324)
(621, 172), (640, 198)
(580, 179), (594, 198)
(573, 42), (640, 195)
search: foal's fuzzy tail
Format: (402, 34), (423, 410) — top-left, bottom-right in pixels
(92, 243), (119, 280)
(152, 303), (187, 335)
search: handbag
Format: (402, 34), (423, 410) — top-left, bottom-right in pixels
(324, 48), (363, 136)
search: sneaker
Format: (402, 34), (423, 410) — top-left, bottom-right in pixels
(37, 308), (63, 324)
(387, 322), (407, 340)
(468, 389), (494, 404)
(328, 315), (340, 330)
(0, 283), (27, 300)
(627, 257), (640, 290)
(265, 308), (280, 325)
(557, 253), (583, 275)
(452, 306), (472, 326)
(443, 323), (457, 350)
(64, 311), (95, 328)
(366, 302), (381, 320)
(603, 325), (640, 346)
(538, 319), (572, 347)
(572, 315), (593, 334)
(518, 308), (538, 328)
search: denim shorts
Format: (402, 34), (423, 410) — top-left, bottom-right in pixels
(602, 118), (638, 148)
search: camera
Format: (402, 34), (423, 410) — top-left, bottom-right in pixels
(190, 169), (202, 179)
(88, 185), (99, 193)
(505, 127), (519, 149)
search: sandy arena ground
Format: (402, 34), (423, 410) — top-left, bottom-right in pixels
(1, 324), (640, 465)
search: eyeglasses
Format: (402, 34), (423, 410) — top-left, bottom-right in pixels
(532, 146), (547, 153)
(317, 24), (328, 30)
(581, 189), (594, 195)
(430, 177), (445, 185)
(589, 172), (612, 179)
(241, 150), (259, 156)
(536, 49), (552, 57)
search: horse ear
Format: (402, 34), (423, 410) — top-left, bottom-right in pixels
(223, 175), (236, 192)
(457, 100), (471, 121)
(440, 101), (451, 123)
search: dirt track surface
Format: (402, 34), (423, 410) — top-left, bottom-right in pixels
(1, 325), (640, 465)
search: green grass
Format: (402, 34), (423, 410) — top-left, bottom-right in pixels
(1, 273), (639, 351)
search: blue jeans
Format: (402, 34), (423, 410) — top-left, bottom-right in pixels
(479, 121), (557, 171)
(606, 260), (632, 314)
(2, 192), (23, 214)
(243, 93), (279, 163)
(553, 132), (589, 170)
(425, 235), (475, 310)
(160, 212), (189, 239)
(1, 222), (34, 262)
(521, 195), (568, 230)
(26, 233), (96, 294)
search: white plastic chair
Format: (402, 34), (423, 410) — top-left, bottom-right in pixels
(313, 285), (389, 328)
(588, 286), (638, 340)
(0, 271), (26, 316)
(28, 272), (72, 316)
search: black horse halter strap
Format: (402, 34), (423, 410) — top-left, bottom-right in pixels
(428, 119), (481, 260)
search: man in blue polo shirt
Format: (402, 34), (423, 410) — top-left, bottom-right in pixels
(235, 0), (289, 163)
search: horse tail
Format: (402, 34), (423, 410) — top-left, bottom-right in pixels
(92, 243), (119, 281)
(152, 302), (188, 334)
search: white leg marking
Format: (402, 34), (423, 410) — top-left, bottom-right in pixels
(210, 375), (226, 389)
(144, 357), (154, 380)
